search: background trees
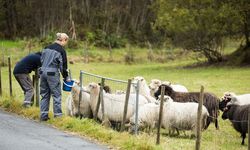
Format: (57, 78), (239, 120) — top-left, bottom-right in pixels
(153, 0), (249, 63)
(0, 0), (249, 63)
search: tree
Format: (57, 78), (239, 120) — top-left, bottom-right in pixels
(153, 0), (249, 63)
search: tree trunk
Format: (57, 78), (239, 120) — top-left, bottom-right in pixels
(243, 11), (250, 46)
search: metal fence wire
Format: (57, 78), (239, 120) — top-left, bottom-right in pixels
(79, 70), (141, 134)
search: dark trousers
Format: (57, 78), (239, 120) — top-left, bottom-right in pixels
(14, 74), (34, 105)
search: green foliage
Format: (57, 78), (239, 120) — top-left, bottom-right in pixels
(67, 40), (81, 49)
(93, 30), (126, 48)
(153, 0), (248, 63)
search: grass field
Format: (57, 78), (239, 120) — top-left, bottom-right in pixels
(0, 40), (249, 149)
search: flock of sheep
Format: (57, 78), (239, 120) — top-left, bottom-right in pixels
(65, 76), (250, 145)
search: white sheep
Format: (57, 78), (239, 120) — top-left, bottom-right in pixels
(149, 79), (162, 97)
(132, 76), (157, 103)
(224, 92), (250, 106)
(129, 102), (159, 132)
(87, 82), (149, 123)
(65, 83), (92, 118)
(65, 94), (73, 116)
(149, 79), (188, 97)
(162, 96), (209, 136)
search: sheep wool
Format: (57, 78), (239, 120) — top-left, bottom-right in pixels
(87, 82), (149, 122)
(162, 96), (209, 135)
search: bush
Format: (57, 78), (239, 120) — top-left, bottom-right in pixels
(67, 40), (81, 49)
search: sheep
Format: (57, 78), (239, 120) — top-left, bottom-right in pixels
(154, 84), (219, 129)
(65, 94), (73, 116)
(132, 76), (157, 103)
(65, 83), (93, 118)
(129, 102), (159, 132)
(161, 96), (209, 136)
(149, 79), (162, 97)
(149, 79), (188, 97)
(219, 92), (250, 111)
(87, 82), (149, 123)
(222, 104), (250, 145)
(224, 92), (250, 105)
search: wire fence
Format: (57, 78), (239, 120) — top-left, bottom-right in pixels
(79, 70), (141, 134)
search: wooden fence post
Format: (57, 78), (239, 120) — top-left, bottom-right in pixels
(156, 86), (165, 145)
(0, 66), (2, 96)
(195, 85), (204, 150)
(32, 75), (35, 105)
(100, 78), (105, 120)
(248, 107), (250, 150)
(121, 79), (132, 131)
(78, 71), (83, 117)
(8, 56), (13, 97)
(35, 69), (39, 107)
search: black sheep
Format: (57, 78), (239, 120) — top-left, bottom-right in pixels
(219, 97), (230, 111)
(154, 84), (219, 129)
(222, 104), (250, 145)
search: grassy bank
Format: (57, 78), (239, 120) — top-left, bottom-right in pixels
(0, 40), (249, 150)
(1, 61), (250, 150)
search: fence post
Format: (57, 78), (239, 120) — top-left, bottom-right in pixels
(248, 107), (250, 150)
(32, 75), (35, 105)
(134, 80), (140, 135)
(156, 86), (165, 145)
(0, 66), (2, 96)
(121, 79), (132, 131)
(100, 78), (105, 120)
(8, 56), (13, 97)
(35, 69), (39, 107)
(195, 85), (204, 150)
(78, 71), (83, 117)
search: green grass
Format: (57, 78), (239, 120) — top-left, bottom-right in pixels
(0, 40), (249, 150)
(1, 61), (250, 150)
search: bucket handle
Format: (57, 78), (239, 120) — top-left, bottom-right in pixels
(63, 81), (74, 88)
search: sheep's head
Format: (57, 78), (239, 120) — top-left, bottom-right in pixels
(154, 84), (173, 100)
(132, 76), (150, 95)
(133, 76), (147, 86)
(219, 92), (237, 111)
(128, 117), (143, 133)
(133, 76), (145, 82)
(219, 98), (228, 111)
(223, 92), (236, 101)
(87, 82), (100, 95)
(149, 79), (162, 91)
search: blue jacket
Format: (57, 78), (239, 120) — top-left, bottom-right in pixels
(13, 52), (41, 74)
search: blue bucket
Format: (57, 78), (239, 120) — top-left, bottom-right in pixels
(63, 80), (74, 92)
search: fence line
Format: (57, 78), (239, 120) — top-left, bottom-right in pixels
(80, 70), (140, 134)
(8, 57), (13, 97)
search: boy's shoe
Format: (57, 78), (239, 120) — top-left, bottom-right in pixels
(40, 117), (50, 122)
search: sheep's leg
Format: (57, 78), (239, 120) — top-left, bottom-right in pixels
(175, 128), (179, 135)
(79, 114), (83, 120)
(215, 111), (219, 130)
(241, 133), (246, 145)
